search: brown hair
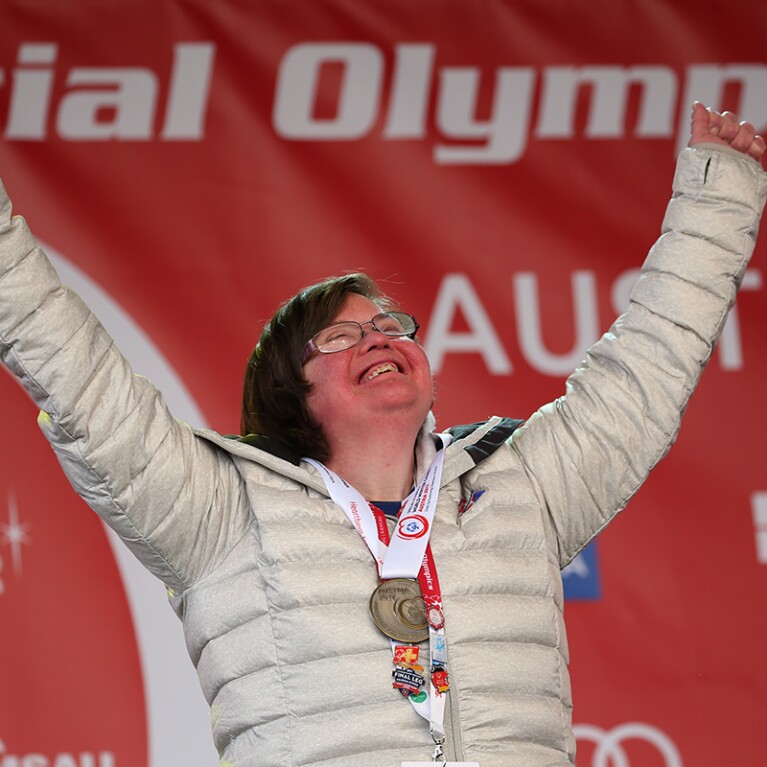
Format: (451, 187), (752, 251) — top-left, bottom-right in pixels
(241, 273), (395, 461)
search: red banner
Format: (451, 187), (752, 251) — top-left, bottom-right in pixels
(1, 2), (766, 765)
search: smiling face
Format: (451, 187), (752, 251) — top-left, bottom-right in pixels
(302, 294), (434, 451)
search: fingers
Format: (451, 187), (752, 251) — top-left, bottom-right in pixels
(690, 101), (713, 144)
(710, 111), (741, 143)
(722, 114), (766, 161)
(750, 134), (767, 161)
(690, 103), (766, 162)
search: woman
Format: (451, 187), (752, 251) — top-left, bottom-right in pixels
(0, 104), (764, 766)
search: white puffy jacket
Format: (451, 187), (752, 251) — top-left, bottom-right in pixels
(0, 145), (764, 766)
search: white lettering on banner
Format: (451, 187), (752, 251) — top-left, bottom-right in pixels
(514, 271), (599, 376)
(536, 67), (676, 140)
(752, 492), (767, 564)
(272, 43), (767, 164)
(433, 67), (534, 164)
(0, 738), (116, 767)
(424, 270), (762, 375)
(0, 43), (214, 140)
(58, 69), (158, 140)
(383, 45), (433, 138)
(573, 723), (682, 767)
(425, 273), (512, 374)
(274, 44), (384, 138)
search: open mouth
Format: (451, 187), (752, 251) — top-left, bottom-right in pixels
(364, 362), (400, 382)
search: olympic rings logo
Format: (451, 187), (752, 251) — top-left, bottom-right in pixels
(574, 723), (682, 767)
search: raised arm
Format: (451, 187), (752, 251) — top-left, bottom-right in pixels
(0, 178), (248, 592)
(511, 106), (767, 566)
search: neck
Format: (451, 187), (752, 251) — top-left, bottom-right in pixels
(323, 416), (423, 501)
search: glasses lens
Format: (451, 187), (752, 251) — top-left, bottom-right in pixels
(313, 322), (362, 353)
(374, 312), (416, 336)
(310, 312), (417, 356)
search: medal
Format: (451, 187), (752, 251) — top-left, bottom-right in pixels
(369, 578), (429, 643)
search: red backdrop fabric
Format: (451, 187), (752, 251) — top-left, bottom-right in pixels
(1, 2), (765, 765)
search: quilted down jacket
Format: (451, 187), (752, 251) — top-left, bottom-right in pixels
(0, 145), (765, 766)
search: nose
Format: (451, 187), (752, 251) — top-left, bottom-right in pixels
(358, 321), (390, 350)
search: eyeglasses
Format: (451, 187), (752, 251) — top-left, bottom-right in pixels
(301, 311), (419, 364)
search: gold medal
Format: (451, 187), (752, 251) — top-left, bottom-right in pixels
(369, 578), (429, 643)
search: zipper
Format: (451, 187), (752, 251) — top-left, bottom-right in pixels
(441, 634), (464, 761)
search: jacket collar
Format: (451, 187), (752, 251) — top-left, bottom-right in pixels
(194, 414), (524, 497)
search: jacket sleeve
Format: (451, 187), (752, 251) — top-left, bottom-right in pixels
(510, 145), (767, 568)
(0, 178), (249, 593)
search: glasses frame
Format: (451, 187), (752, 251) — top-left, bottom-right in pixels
(301, 311), (419, 365)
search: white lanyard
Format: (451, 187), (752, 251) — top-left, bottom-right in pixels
(305, 436), (449, 580)
(304, 434), (451, 742)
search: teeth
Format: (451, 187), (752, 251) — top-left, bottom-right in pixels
(367, 363), (398, 381)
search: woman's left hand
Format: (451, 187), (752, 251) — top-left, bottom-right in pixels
(689, 102), (765, 163)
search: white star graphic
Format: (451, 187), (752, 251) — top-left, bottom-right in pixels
(2, 492), (31, 577)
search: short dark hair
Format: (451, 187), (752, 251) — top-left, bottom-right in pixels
(241, 273), (396, 461)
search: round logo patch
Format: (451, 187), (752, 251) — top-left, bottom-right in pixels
(396, 514), (429, 540)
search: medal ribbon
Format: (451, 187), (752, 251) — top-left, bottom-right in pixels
(305, 437), (448, 580)
(305, 460), (388, 572)
(304, 434), (451, 742)
(368, 504), (448, 741)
